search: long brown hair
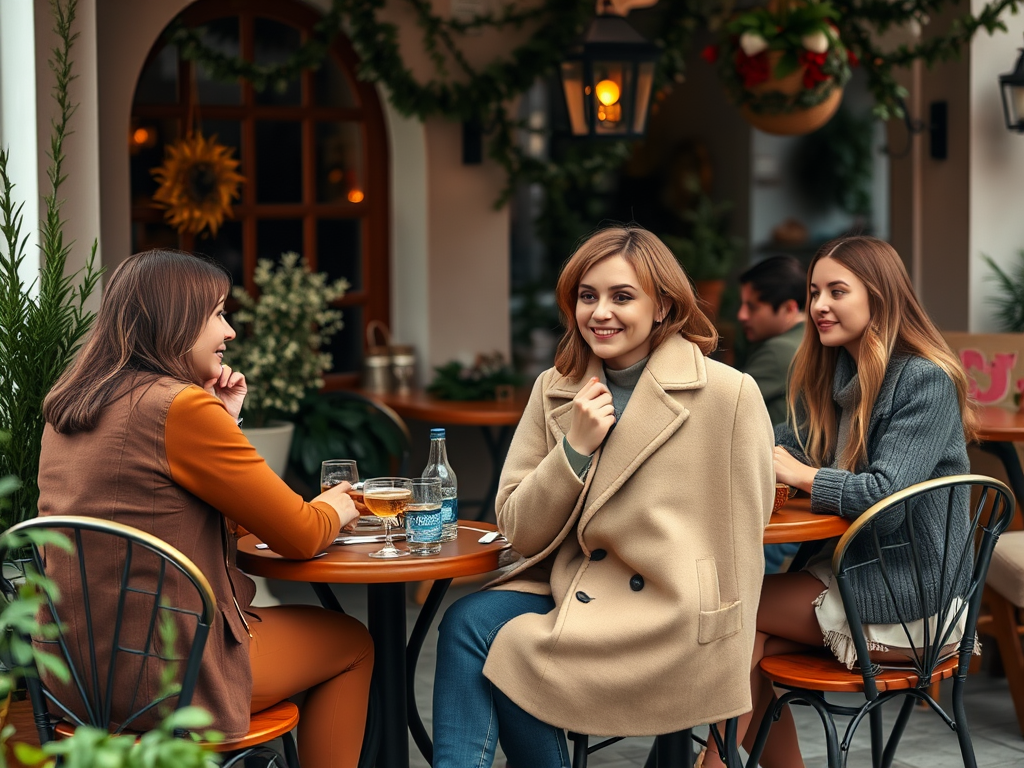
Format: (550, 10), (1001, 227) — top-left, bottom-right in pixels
(553, 225), (718, 380)
(44, 250), (231, 434)
(787, 236), (976, 470)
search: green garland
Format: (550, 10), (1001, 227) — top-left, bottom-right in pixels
(167, 0), (1022, 197)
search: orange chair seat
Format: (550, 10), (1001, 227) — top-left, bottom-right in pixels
(760, 650), (960, 693)
(53, 700), (299, 752)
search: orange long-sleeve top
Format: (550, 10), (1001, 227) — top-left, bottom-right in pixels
(164, 385), (340, 560)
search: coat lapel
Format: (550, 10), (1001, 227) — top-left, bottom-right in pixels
(578, 337), (707, 531)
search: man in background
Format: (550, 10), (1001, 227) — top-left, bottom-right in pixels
(737, 255), (806, 426)
(737, 255), (806, 574)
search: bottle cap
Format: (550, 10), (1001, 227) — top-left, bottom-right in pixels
(430, 428), (446, 438)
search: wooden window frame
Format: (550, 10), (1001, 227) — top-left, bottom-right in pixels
(130, 0), (390, 389)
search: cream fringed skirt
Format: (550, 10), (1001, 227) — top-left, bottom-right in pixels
(804, 558), (976, 670)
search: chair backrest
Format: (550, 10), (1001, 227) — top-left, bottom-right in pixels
(290, 390), (413, 488)
(1, 516), (217, 741)
(833, 474), (1015, 695)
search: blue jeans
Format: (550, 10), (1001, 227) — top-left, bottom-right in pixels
(764, 541), (801, 574)
(433, 590), (569, 768)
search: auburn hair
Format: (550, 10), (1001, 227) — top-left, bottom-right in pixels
(787, 236), (977, 471)
(553, 225), (718, 380)
(44, 250), (231, 434)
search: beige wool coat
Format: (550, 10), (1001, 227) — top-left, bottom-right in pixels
(482, 335), (775, 736)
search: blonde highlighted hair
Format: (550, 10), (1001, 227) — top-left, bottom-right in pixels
(787, 236), (976, 471)
(553, 225), (718, 380)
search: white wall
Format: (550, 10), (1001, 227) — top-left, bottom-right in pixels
(969, 8), (1024, 331)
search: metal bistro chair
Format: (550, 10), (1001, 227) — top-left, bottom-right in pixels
(3, 515), (301, 768)
(747, 474), (1015, 768)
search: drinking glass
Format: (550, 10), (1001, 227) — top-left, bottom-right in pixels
(405, 478), (442, 556)
(362, 477), (412, 559)
(320, 460), (359, 493)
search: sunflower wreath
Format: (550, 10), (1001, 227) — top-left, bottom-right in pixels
(151, 131), (245, 237)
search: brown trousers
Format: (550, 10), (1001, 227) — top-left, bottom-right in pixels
(249, 605), (374, 768)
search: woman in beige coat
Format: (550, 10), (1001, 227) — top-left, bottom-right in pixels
(432, 226), (775, 768)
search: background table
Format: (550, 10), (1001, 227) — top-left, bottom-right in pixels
(355, 388), (528, 520)
(977, 406), (1024, 509)
(237, 524), (508, 768)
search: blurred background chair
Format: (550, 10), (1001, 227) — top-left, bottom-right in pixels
(3, 515), (301, 768)
(748, 475), (1015, 768)
(984, 529), (1024, 736)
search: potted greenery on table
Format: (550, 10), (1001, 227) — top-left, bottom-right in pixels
(224, 252), (348, 477)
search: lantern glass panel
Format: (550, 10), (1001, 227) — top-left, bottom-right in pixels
(560, 60), (587, 136)
(1004, 81), (1024, 130)
(632, 61), (655, 135)
(592, 60), (634, 136)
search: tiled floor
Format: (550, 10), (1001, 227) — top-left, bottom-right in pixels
(262, 578), (1024, 768)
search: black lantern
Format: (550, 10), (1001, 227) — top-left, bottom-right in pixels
(560, 13), (659, 139)
(1000, 36), (1024, 132)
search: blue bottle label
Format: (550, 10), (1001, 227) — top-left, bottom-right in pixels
(406, 507), (443, 542)
(441, 498), (458, 525)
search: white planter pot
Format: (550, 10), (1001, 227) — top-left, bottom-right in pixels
(242, 420), (295, 478)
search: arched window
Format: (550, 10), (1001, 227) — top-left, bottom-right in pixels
(130, 0), (389, 387)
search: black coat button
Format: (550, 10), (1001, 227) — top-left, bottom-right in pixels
(590, 549), (607, 561)
(629, 574), (645, 592)
(576, 591), (594, 603)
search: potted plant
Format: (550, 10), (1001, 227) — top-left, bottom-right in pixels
(660, 177), (743, 319)
(702, 0), (855, 135)
(223, 252), (348, 477)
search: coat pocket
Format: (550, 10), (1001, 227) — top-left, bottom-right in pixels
(696, 558), (743, 644)
(219, 604), (249, 645)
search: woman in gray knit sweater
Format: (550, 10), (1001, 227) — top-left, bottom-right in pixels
(704, 236), (977, 768)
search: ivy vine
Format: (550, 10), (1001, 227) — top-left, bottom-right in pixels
(167, 0), (1022, 210)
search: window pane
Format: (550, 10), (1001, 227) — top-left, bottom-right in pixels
(325, 304), (362, 374)
(196, 17), (241, 105)
(196, 219), (244, 288)
(317, 219), (362, 291)
(256, 218), (304, 264)
(256, 121), (303, 203)
(134, 45), (178, 105)
(253, 17), (301, 106)
(132, 220), (179, 253)
(130, 118), (180, 205)
(314, 56), (356, 108)
(197, 119), (244, 181)
(316, 123), (364, 204)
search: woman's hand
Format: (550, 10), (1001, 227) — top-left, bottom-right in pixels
(204, 364), (247, 420)
(565, 377), (616, 456)
(773, 446), (817, 494)
(313, 481), (362, 532)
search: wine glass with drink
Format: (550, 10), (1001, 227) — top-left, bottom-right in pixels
(362, 477), (412, 559)
(321, 460), (358, 493)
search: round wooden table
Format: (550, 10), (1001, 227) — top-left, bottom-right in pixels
(765, 496), (851, 545)
(355, 388), (529, 520)
(238, 523), (508, 768)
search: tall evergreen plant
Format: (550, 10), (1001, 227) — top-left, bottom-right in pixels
(0, 0), (102, 530)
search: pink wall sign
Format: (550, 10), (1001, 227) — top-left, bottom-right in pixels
(944, 333), (1024, 406)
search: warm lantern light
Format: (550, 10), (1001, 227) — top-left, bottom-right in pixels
(559, 13), (659, 139)
(595, 79), (620, 106)
(327, 168), (345, 184)
(1000, 35), (1024, 133)
(133, 127), (151, 146)
(347, 189), (364, 203)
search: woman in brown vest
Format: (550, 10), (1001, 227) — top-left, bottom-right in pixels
(38, 250), (373, 768)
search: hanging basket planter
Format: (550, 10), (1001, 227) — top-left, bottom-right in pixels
(702, 1), (856, 136)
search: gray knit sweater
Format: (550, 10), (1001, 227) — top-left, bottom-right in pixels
(775, 352), (970, 624)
